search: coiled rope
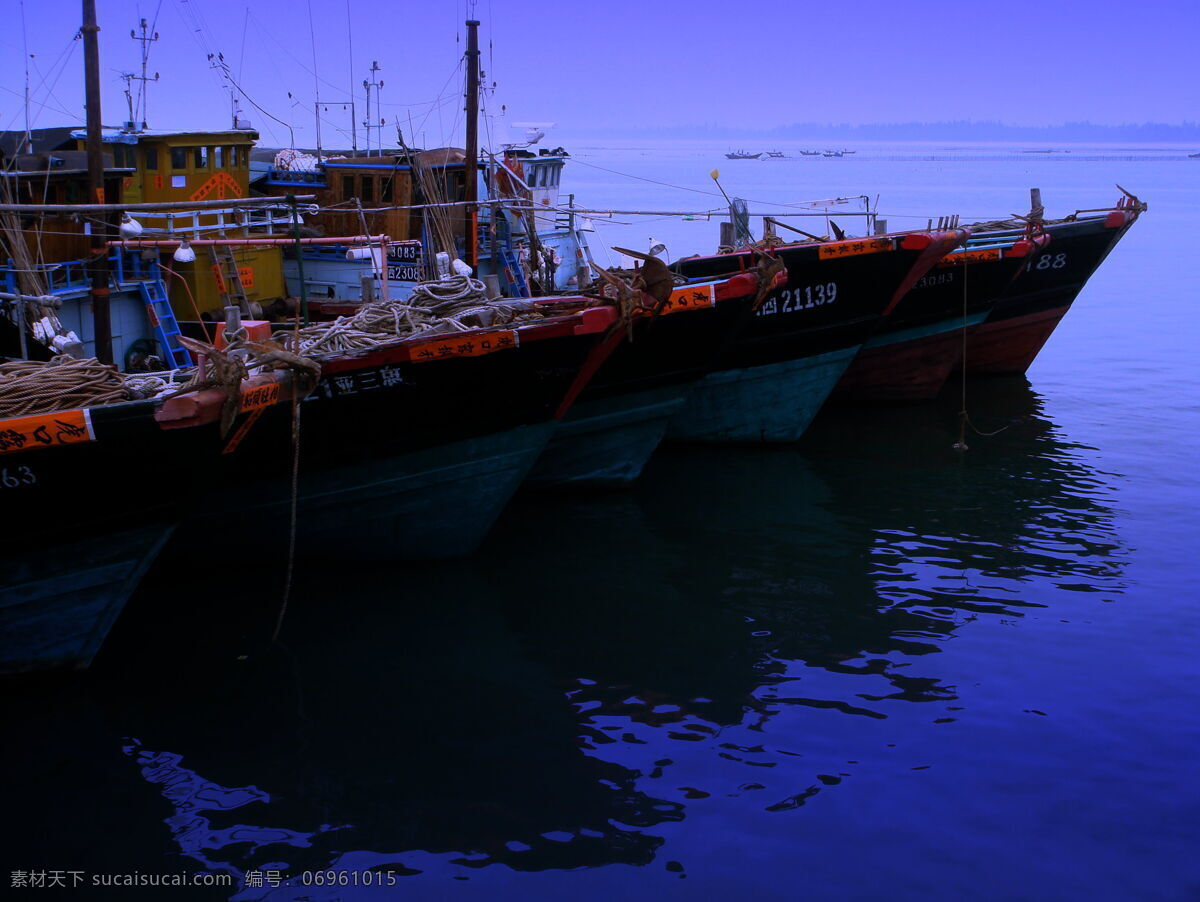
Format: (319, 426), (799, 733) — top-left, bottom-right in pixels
(0, 356), (131, 418)
(284, 276), (550, 358)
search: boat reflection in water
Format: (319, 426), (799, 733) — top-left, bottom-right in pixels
(4, 379), (1127, 897)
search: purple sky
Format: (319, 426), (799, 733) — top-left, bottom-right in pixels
(2, 0), (1196, 148)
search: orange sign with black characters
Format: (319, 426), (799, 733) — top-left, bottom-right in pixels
(0, 409), (94, 455)
(212, 265), (256, 292)
(818, 237), (894, 260)
(407, 330), (519, 363)
(660, 284), (716, 315)
(239, 382), (282, 413)
(937, 248), (1003, 267)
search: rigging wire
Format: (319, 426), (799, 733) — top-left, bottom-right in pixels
(0, 32), (83, 134)
(566, 157), (868, 214)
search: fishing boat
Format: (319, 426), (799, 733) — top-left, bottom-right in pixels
(526, 265), (786, 488)
(725, 150), (762, 160)
(832, 225), (1050, 401)
(0, 357), (308, 675)
(668, 227), (966, 441)
(961, 191), (1144, 374)
(178, 291), (620, 560)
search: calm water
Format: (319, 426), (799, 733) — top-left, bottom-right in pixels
(3, 142), (1199, 901)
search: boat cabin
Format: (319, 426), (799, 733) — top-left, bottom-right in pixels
(69, 126), (288, 317)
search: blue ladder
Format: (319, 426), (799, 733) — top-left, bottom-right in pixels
(138, 277), (192, 368)
(498, 248), (529, 298)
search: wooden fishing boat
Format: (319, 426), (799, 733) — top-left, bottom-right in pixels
(526, 267), (785, 488)
(725, 150), (762, 160)
(832, 230), (1050, 401)
(0, 363), (305, 675)
(169, 298), (620, 560)
(962, 192), (1144, 374)
(665, 229), (965, 442)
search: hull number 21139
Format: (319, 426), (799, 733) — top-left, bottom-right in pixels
(757, 282), (838, 317)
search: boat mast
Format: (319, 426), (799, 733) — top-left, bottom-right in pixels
(345, 2), (358, 155)
(464, 19), (480, 269)
(82, 0), (113, 365)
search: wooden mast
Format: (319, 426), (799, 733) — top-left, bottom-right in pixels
(464, 19), (480, 269)
(82, 0), (113, 364)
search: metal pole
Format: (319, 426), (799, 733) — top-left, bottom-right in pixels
(83, 0), (113, 364)
(289, 196), (310, 325)
(464, 20), (480, 269)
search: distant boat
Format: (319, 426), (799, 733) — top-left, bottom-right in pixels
(822, 150), (844, 158)
(763, 149), (788, 159)
(799, 149), (821, 157)
(1189, 152), (1200, 158)
(725, 149), (761, 159)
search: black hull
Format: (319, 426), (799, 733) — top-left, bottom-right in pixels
(1, 399), (219, 675)
(676, 233), (964, 372)
(965, 210), (1139, 373)
(188, 314), (616, 557)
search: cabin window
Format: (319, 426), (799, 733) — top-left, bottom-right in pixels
(360, 176), (374, 202)
(381, 177), (393, 203)
(194, 146), (209, 169)
(225, 146), (236, 168)
(170, 147), (187, 170)
(145, 146), (158, 170)
(342, 175), (354, 199)
(64, 181), (82, 203)
(213, 146), (223, 168)
(241, 147), (249, 167)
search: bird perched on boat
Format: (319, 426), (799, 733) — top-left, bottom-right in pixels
(611, 246), (675, 309)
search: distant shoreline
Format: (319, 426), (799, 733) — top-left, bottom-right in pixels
(559, 122), (1200, 143)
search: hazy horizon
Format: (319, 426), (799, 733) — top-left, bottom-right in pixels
(2, 0), (1196, 151)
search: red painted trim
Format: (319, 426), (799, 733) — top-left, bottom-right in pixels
(1007, 233), (1051, 258)
(900, 233), (932, 250)
(884, 229), (968, 316)
(574, 305), (618, 335)
(715, 272), (760, 301)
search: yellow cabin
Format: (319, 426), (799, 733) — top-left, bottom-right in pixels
(76, 128), (287, 319)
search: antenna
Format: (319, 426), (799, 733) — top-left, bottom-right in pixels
(129, 17), (160, 130)
(363, 61), (383, 156)
(20, 0), (31, 154)
(306, 0), (322, 159)
(120, 72), (136, 131)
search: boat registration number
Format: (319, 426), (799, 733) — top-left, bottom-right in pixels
(1, 465), (37, 487)
(756, 282), (838, 317)
(0, 409), (95, 455)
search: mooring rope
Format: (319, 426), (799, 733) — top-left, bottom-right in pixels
(955, 254), (1014, 449)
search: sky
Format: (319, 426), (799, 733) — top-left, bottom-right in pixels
(1, 0), (1197, 149)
